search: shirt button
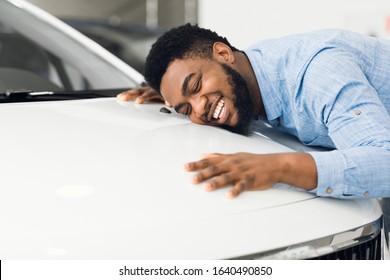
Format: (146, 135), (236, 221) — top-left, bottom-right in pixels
(364, 191), (369, 197)
(326, 187), (333, 194)
(354, 109), (361, 116)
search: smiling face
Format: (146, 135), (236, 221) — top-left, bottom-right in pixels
(160, 57), (254, 135)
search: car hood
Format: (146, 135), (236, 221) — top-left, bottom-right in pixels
(0, 98), (381, 259)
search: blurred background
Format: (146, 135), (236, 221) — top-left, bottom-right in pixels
(28, 0), (198, 74)
(28, 0), (390, 72)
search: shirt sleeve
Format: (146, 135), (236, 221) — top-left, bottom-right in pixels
(297, 48), (390, 199)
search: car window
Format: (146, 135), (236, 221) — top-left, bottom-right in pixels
(0, 0), (143, 93)
(0, 21), (89, 91)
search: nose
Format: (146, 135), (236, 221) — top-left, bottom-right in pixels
(189, 95), (209, 123)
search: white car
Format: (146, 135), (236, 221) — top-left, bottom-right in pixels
(0, 0), (385, 259)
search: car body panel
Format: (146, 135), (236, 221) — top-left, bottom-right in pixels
(0, 99), (382, 259)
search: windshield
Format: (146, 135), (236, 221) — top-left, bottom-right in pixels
(0, 0), (143, 93)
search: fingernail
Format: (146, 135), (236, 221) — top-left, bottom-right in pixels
(183, 163), (190, 171)
(204, 183), (213, 191)
(226, 191), (235, 199)
(184, 162), (195, 170)
(191, 175), (199, 184)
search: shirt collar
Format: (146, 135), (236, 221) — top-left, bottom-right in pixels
(244, 49), (283, 122)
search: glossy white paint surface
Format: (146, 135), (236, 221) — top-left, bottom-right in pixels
(0, 99), (382, 259)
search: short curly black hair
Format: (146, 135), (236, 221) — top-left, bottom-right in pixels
(144, 23), (239, 92)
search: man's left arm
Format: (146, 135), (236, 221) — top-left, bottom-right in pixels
(184, 151), (318, 199)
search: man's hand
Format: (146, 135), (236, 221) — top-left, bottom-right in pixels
(184, 152), (317, 198)
(117, 86), (170, 106)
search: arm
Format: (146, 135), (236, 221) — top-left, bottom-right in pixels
(300, 48), (390, 198)
(184, 152), (317, 198)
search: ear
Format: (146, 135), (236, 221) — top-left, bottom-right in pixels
(212, 42), (235, 64)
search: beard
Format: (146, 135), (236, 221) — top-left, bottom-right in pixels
(219, 63), (254, 136)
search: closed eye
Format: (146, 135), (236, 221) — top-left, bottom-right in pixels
(174, 102), (191, 116)
(183, 104), (192, 116)
(192, 74), (202, 94)
(175, 73), (201, 116)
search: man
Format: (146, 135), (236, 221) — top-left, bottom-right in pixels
(118, 23), (390, 202)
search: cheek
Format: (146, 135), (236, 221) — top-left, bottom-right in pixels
(203, 74), (226, 91)
(204, 76), (234, 102)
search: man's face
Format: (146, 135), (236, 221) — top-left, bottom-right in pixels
(160, 57), (253, 135)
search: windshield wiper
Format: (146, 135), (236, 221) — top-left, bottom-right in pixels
(0, 88), (130, 103)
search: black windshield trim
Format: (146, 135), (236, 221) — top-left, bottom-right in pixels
(0, 88), (132, 103)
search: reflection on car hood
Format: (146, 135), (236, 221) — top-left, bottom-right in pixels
(0, 98), (381, 259)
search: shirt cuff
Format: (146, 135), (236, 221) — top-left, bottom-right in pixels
(307, 150), (349, 198)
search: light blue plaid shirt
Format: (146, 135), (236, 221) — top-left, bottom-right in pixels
(245, 29), (390, 199)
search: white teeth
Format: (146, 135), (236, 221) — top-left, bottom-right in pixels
(213, 99), (225, 119)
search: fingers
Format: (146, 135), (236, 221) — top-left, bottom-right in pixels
(183, 153), (225, 171)
(184, 154), (233, 185)
(204, 173), (255, 199)
(183, 158), (212, 172)
(116, 87), (164, 104)
(117, 90), (137, 101)
(190, 162), (231, 184)
(184, 153), (264, 199)
(204, 172), (237, 191)
(227, 176), (255, 199)
(117, 87), (148, 101)
(135, 88), (164, 104)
